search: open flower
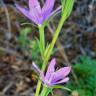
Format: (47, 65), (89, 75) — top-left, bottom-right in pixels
(33, 58), (71, 86)
(16, 0), (57, 26)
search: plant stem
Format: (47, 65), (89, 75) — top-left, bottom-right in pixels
(35, 81), (42, 96)
(35, 25), (45, 96)
(40, 86), (47, 96)
(43, 14), (67, 70)
(35, 14), (67, 96)
(39, 25), (45, 58)
(40, 86), (52, 96)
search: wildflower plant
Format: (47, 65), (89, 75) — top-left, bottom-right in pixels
(16, 0), (74, 96)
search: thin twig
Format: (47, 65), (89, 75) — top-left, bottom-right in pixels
(0, 0), (12, 40)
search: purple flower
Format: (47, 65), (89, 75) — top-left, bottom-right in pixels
(16, 0), (56, 25)
(33, 58), (71, 86)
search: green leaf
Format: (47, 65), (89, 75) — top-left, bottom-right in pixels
(29, 38), (41, 60)
(44, 44), (51, 57)
(18, 27), (32, 46)
(20, 27), (32, 36)
(37, 39), (43, 57)
(51, 85), (72, 92)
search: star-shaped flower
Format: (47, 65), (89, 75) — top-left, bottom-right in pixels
(16, 0), (57, 26)
(33, 58), (71, 86)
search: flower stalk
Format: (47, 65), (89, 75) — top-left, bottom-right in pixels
(38, 25), (45, 58)
(40, 86), (52, 96)
(35, 13), (69, 96)
(40, 86), (47, 96)
(43, 14), (67, 70)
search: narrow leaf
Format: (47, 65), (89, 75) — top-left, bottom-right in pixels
(51, 85), (72, 92)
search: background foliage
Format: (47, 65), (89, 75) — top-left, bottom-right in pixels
(66, 56), (96, 96)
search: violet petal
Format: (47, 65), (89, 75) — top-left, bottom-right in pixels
(16, 4), (38, 24)
(52, 67), (71, 82)
(42, 0), (55, 20)
(29, 0), (41, 14)
(52, 77), (69, 85)
(29, 0), (43, 25)
(45, 58), (56, 80)
(16, 4), (31, 19)
(46, 6), (61, 20)
(29, 0), (41, 11)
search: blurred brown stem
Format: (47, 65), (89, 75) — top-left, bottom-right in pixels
(0, 0), (12, 40)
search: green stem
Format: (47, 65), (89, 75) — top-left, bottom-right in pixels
(40, 86), (47, 96)
(35, 81), (42, 96)
(35, 14), (67, 96)
(39, 25), (45, 58)
(35, 25), (45, 96)
(43, 14), (67, 71)
(40, 86), (52, 96)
